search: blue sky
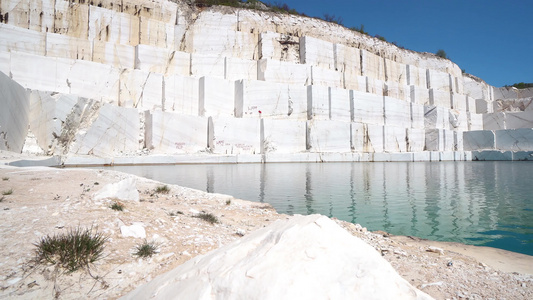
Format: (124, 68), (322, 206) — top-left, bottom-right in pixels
(275, 0), (532, 87)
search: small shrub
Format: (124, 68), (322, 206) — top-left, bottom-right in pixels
(435, 49), (448, 59)
(226, 199), (231, 205)
(168, 210), (183, 217)
(110, 202), (124, 211)
(2, 177), (8, 181)
(195, 212), (219, 224)
(133, 240), (159, 258)
(34, 227), (108, 272)
(0, 196), (4, 202)
(2, 189), (13, 195)
(154, 185), (170, 194)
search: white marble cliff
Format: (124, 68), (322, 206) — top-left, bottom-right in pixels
(0, 0), (532, 164)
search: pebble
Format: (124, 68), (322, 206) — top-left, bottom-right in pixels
(427, 246), (444, 255)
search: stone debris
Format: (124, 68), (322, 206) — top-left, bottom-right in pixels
(94, 178), (139, 202)
(427, 246), (445, 255)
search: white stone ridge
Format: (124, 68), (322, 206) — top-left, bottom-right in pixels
(0, 71), (29, 152)
(210, 117), (260, 155)
(261, 119), (306, 153)
(307, 120), (351, 153)
(121, 215), (433, 300)
(145, 111), (208, 154)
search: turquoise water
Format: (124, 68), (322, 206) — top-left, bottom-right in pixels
(97, 161), (533, 256)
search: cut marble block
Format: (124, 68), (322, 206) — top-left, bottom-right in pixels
(424, 105), (447, 129)
(406, 65), (427, 88)
(67, 59), (120, 102)
(463, 130), (495, 150)
(307, 85), (330, 121)
(384, 96), (410, 128)
(465, 96), (476, 112)
(311, 66), (343, 88)
(210, 117), (260, 155)
(46, 32), (91, 60)
(451, 93), (466, 111)
(11, 52), (69, 93)
(92, 41), (135, 69)
(145, 111), (208, 154)
(505, 111), (533, 129)
(467, 112), (483, 130)
(374, 153), (413, 162)
(472, 150), (512, 161)
(453, 76), (464, 94)
(407, 128), (425, 152)
(367, 77), (384, 96)
(429, 88), (452, 108)
(483, 112), (505, 130)
(29, 0), (55, 31)
(475, 99), (490, 114)
(185, 24), (256, 60)
(299, 36), (335, 69)
(258, 59), (311, 85)
(261, 119), (306, 153)
(0, 71), (29, 152)
(258, 32), (300, 63)
(236, 80), (293, 118)
(225, 57), (257, 81)
(361, 49), (385, 81)
(119, 69), (163, 110)
(329, 87), (351, 122)
(443, 129), (455, 151)
(495, 129), (533, 151)
(345, 75), (367, 93)
(200, 77), (235, 117)
(0, 24), (45, 55)
(126, 0), (178, 24)
(334, 44), (360, 78)
(426, 69), (451, 91)
(191, 54), (225, 78)
(135, 45), (190, 75)
(307, 120), (351, 153)
(88, 6), (139, 46)
(0, 51), (9, 75)
(29, 91), (78, 153)
(364, 124), (384, 153)
(463, 75), (492, 101)
(440, 152), (455, 161)
(409, 85), (430, 105)
(430, 151), (441, 161)
(351, 122), (365, 152)
(410, 103), (425, 129)
(54, 0), (89, 38)
(384, 82), (408, 101)
(454, 110), (469, 131)
(164, 74), (200, 115)
(72, 104), (139, 157)
(493, 98), (533, 112)
(384, 59), (407, 85)
(352, 91), (384, 125)
(383, 126), (407, 152)
(513, 151), (533, 161)
(413, 151), (431, 161)
(139, 16), (175, 48)
(425, 129), (444, 151)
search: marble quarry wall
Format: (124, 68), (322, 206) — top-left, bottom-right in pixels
(1, 0), (531, 163)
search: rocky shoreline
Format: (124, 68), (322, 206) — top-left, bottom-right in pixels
(0, 163), (532, 299)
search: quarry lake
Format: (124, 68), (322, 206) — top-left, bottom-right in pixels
(97, 161), (533, 256)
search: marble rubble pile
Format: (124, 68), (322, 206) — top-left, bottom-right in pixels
(121, 214), (434, 300)
(0, 0), (532, 163)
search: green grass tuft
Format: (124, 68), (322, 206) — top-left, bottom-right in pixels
(226, 199), (231, 205)
(34, 227), (108, 272)
(2, 189), (13, 195)
(110, 202), (124, 211)
(2, 177), (9, 181)
(133, 240), (159, 258)
(154, 185), (170, 194)
(0, 196), (4, 202)
(194, 212), (219, 224)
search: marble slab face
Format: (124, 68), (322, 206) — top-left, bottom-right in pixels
(119, 69), (163, 110)
(351, 122), (365, 152)
(406, 65), (427, 88)
(139, 16), (175, 48)
(0, 23), (45, 55)
(426, 69), (451, 92)
(345, 75), (367, 93)
(72, 104), (139, 157)
(463, 130), (495, 150)
(54, 0), (90, 38)
(429, 88), (452, 108)
(145, 111), (208, 154)
(483, 112), (505, 130)
(191, 54), (225, 78)
(424, 105), (447, 129)
(329, 87), (351, 122)
(299, 36), (335, 69)
(443, 129), (455, 151)
(92, 41), (135, 69)
(454, 130), (464, 151)
(512, 151), (533, 161)
(384, 59), (407, 86)
(367, 77), (384, 96)
(472, 150), (512, 161)
(467, 112), (483, 130)
(258, 32), (300, 63)
(0, 71), (29, 152)
(164, 74), (200, 115)
(236, 80), (292, 118)
(425, 129), (444, 151)
(463, 76), (491, 101)
(451, 93), (467, 111)
(307, 120), (351, 153)
(465, 96), (476, 112)
(364, 124), (384, 153)
(352, 91), (384, 125)
(258, 59), (311, 85)
(407, 128), (425, 152)
(505, 111), (533, 129)
(210, 117), (260, 155)
(384, 126), (407, 152)
(361, 50), (385, 81)
(226, 57), (257, 81)
(410, 103), (425, 129)
(475, 99), (490, 114)
(409, 85), (430, 105)
(495, 129), (533, 151)
(311, 66), (343, 88)
(0, 51), (9, 75)
(307, 85), (330, 121)
(186, 23), (256, 60)
(261, 119), (306, 153)
(46, 32), (91, 61)
(334, 44), (360, 78)
(493, 98), (533, 112)
(66, 59), (121, 102)
(200, 77), (235, 117)
(88, 6), (139, 46)
(384, 82), (408, 101)
(135, 45), (190, 75)
(384, 96), (410, 128)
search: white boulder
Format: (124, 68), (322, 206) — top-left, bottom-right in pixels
(94, 178), (139, 202)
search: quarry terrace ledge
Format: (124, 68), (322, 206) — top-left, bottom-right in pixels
(4, 151), (533, 168)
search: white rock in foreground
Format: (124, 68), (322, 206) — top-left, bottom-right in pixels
(121, 215), (433, 300)
(94, 178), (139, 202)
